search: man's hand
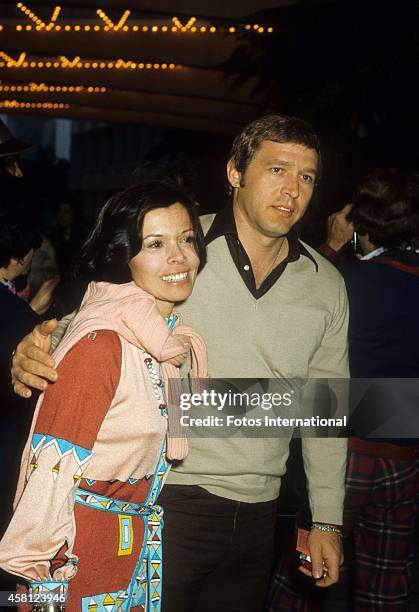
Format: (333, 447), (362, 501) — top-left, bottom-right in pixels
(29, 277), (60, 315)
(299, 529), (343, 587)
(326, 204), (354, 252)
(12, 319), (59, 398)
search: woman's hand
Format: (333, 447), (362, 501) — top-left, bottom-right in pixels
(11, 320), (59, 398)
(168, 335), (191, 367)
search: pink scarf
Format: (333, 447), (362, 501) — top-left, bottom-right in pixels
(15, 282), (208, 506)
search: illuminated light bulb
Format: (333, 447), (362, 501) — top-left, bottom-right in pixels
(258, 27), (264, 33)
(76, 63), (82, 68)
(152, 25), (158, 32)
(191, 26), (197, 32)
(138, 62), (144, 69)
(171, 26), (178, 32)
(65, 25), (71, 31)
(101, 87), (106, 92)
(245, 24), (251, 30)
(169, 63), (175, 69)
(209, 26), (216, 32)
(53, 62), (59, 68)
(123, 25), (129, 31)
(62, 86), (67, 91)
(22, 61), (29, 67)
(200, 26), (206, 32)
(75, 25), (80, 31)
(108, 62), (114, 68)
(229, 26), (236, 33)
(85, 62), (91, 68)
(253, 23), (259, 29)
(37, 61), (44, 67)
(145, 63), (152, 69)
(99, 62), (106, 68)
(92, 62), (98, 68)
(55, 25), (61, 31)
(161, 63), (167, 69)
(133, 25), (139, 31)
(45, 61), (52, 67)
(16, 25), (23, 31)
(104, 26), (110, 31)
(153, 63), (160, 69)
(87, 86), (93, 92)
(50, 85), (55, 91)
(130, 62), (137, 68)
(84, 25), (91, 31)
(25, 25), (32, 30)
(94, 25), (100, 31)
(142, 25), (149, 31)
(68, 86), (74, 92)
(17, 2), (23, 7)
(162, 25), (168, 32)
(10, 85), (16, 91)
(36, 26), (42, 31)
(267, 27), (273, 33)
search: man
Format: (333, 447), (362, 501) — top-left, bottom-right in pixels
(11, 115), (348, 611)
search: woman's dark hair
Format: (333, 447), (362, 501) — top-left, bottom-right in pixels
(75, 173), (206, 283)
(0, 206), (41, 268)
(351, 168), (419, 249)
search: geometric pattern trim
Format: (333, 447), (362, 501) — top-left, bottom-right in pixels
(117, 515), (134, 556)
(75, 489), (164, 612)
(30, 433), (91, 466)
(81, 590), (129, 611)
(30, 581), (68, 604)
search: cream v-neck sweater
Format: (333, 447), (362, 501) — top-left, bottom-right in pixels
(168, 215), (349, 524)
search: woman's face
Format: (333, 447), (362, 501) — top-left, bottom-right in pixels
(129, 202), (200, 316)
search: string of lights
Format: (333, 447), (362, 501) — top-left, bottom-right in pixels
(0, 52), (180, 71)
(0, 82), (108, 93)
(3, 3), (274, 35)
(0, 99), (70, 109)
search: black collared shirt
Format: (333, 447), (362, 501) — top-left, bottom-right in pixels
(205, 206), (318, 299)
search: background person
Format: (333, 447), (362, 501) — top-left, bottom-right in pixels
(269, 168), (419, 611)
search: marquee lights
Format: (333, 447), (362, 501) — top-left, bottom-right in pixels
(6, 3), (274, 35)
(96, 9), (131, 31)
(16, 2), (61, 30)
(0, 82), (108, 93)
(0, 52), (180, 71)
(0, 99), (70, 110)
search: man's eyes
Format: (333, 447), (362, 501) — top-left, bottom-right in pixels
(270, 167), (285, 174)
(181, 235), (196, 244)
(300, 174), (314, 183)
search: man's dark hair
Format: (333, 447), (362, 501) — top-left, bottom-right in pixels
(230, 114), (322, 179)
(76, 173), (206, 284)
(351, 168), (419, 249)
(0, 207), (41, 268)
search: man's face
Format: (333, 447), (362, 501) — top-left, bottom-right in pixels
(228, 140), (318, 239)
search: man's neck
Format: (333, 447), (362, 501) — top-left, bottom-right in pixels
(233, 203), (289, 288)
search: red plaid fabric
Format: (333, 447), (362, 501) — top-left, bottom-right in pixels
(265, 449), (419, 611)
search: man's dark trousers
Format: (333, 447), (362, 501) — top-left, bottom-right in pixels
(159, 484), (277, 612)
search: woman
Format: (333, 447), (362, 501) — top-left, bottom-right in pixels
(0, 175), (208, 611)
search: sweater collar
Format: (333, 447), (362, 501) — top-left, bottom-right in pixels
(205, 205), (318, 270)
